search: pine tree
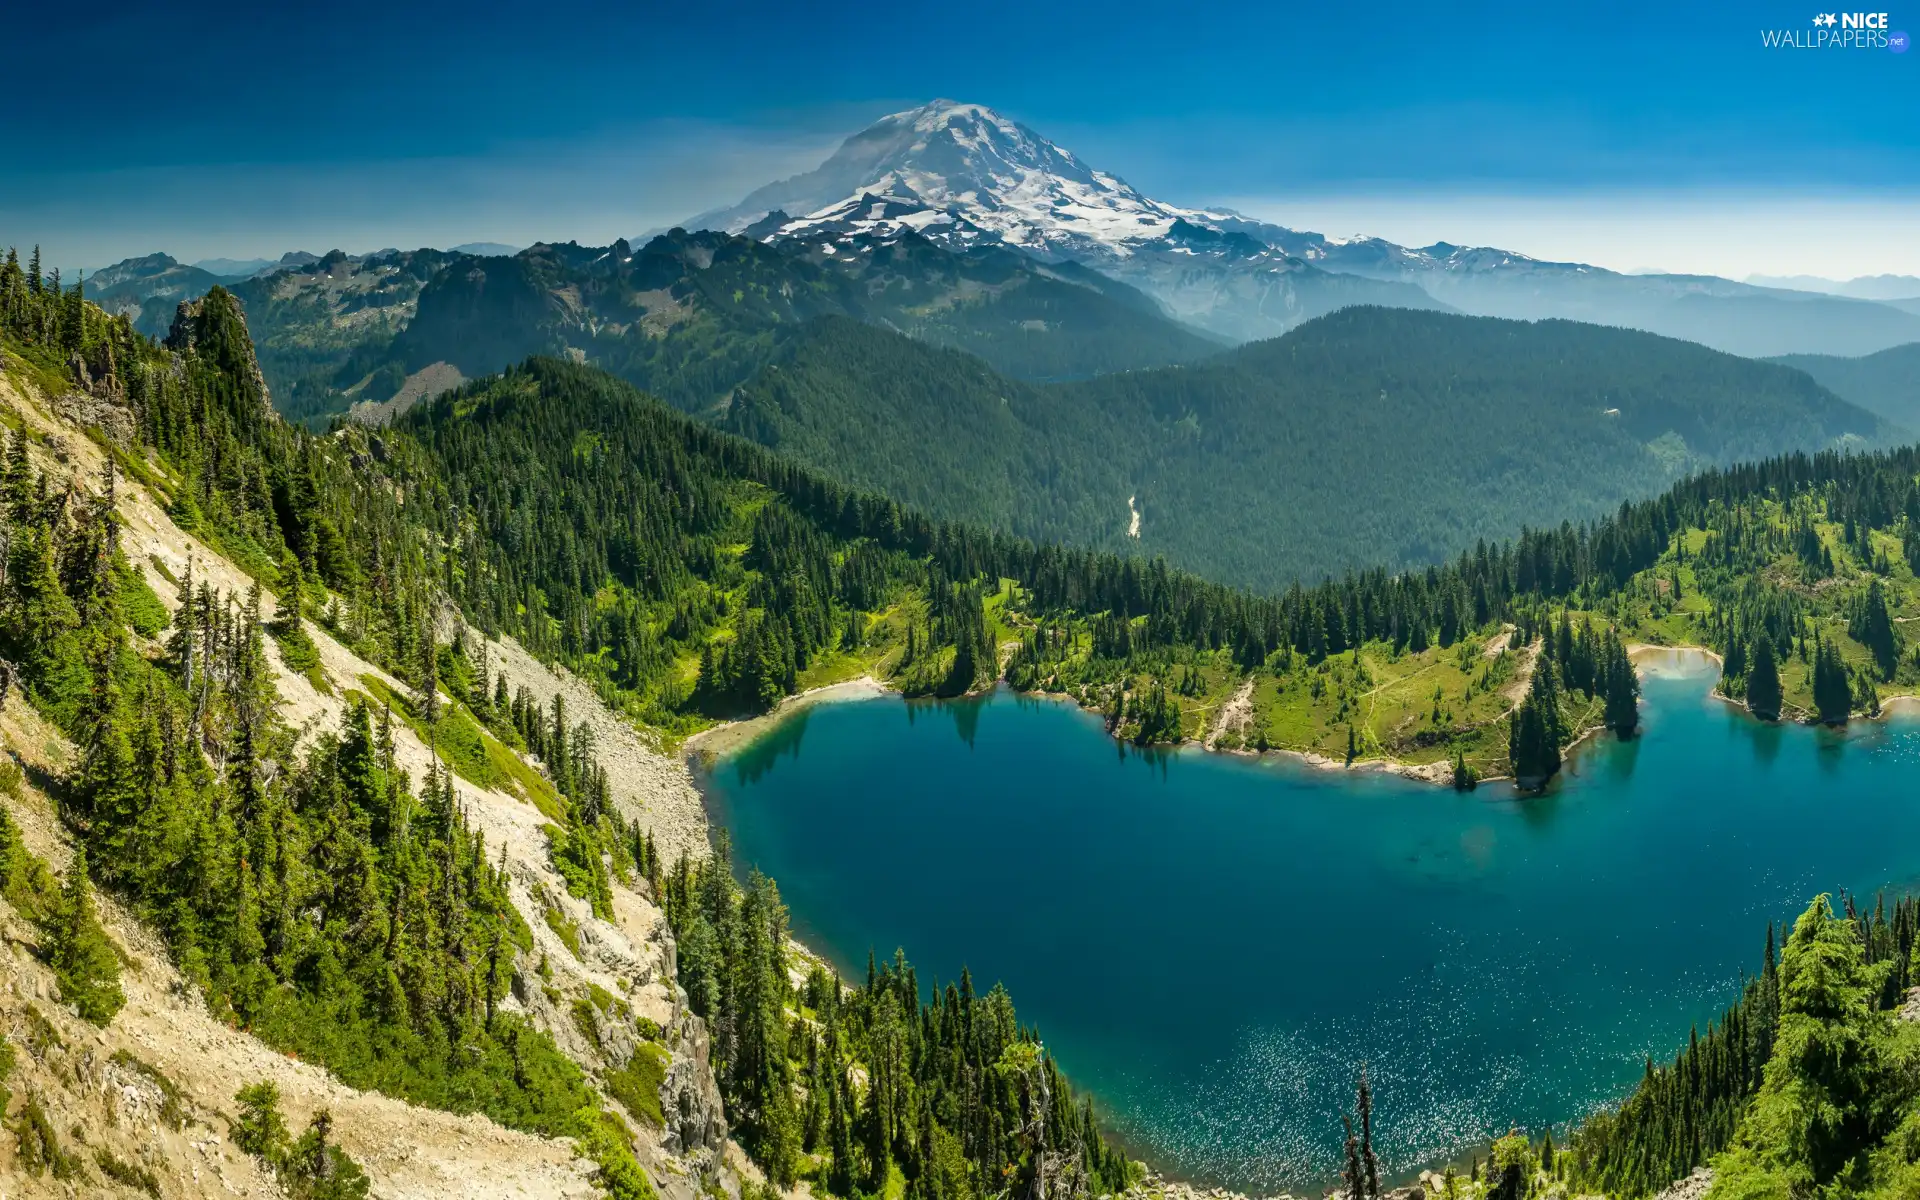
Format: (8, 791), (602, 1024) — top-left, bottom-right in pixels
(1848, 577), (1899, 680)
(48, 848), (125, 1025)
(1603, 629), (1640, 735)
(1811, 638), (1850, 724)
(1508, 667), (1563, 789)
(417, 627), (440, 727)
(1748, 636), (1782, 722)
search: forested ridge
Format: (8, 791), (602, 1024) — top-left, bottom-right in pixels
(173, 228), (1218, 432)
(722, 307), (1893, 589)
(84, 234), (1892, 590)
(1769, 342), (1920, 432)
(367, 346), (1920, 786)
(0, 255), (1140, 1198)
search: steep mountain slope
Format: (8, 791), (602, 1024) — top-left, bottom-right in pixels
(2, 264), (1151, 1200)
(389, 229), (1219, 416)
(689, 100), (1920, 356)
(723, 316), (1141, 545)
(1769, 342), (1920, 428)
(0, 284), (739, 1200)
(720, 308), (1893, 588)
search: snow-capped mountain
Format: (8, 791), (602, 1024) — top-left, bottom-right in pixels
(686, 100), (1455, 340)
(682, 100), (1920, 356)
(689, 100), (1217, 258)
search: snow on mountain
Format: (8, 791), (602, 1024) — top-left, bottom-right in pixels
(680, 100), (1920, 356)
(689, 100), (1240, 260)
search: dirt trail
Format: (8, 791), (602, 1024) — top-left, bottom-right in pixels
(1205, 678), (1256, 749)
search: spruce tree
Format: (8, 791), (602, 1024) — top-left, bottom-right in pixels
(1508, 668), (1563, 788)
(1747, 636), (1782, 722)
(1848, 577), (1898, 680)
(1603, 630), (1640, 735)
(1811, 638), (1850, 724)
(48, 848), (125, 1025)
(417, 628), (440, 727)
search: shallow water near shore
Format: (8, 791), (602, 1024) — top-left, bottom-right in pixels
(695, 652), (1920, 1191)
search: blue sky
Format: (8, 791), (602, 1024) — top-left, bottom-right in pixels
(8, 0), (1917, 276)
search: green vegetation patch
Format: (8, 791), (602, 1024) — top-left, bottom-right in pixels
(353, 674), (564, 818)
(603, 1043), (670, 1127)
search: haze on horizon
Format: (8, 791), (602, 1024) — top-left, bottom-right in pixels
(7, 0), (1917, 282)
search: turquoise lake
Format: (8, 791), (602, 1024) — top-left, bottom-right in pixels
(693, 653), (1920, 1191)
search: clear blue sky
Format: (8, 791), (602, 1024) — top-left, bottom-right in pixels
(8, 0), (1916, 275)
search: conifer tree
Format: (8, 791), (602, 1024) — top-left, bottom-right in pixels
(1747, 636), (1782, 722)
(1603, 629), (1640, 735)
(48, 848), (125, 1025)
(1811, 638), (1850, 724)
(1848, 577), (1898, 680)
(417, 627), (440, 727)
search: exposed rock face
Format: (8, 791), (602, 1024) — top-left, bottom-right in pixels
(52, 388), (135, 446)
(54, 339), (136, 444)
(661, 1005), (728, 1157)
(162, 296), (203, 352)
(164, 291), (274, 414)
(1653, 1167), (1714, 1200)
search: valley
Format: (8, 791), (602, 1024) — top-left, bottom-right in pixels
(11, 242), (1920, 1198)
(8, 41), (1920, 1200)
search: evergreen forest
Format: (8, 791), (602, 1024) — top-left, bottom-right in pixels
(10, 248), (1920, 1200)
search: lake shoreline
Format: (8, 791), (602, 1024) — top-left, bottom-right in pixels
(694, 650), (1920, 1194)
(684, 644), (1741, 791)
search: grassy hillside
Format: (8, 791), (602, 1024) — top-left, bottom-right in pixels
(722, 307), (1894, 590)
(1771, 341), (1920, 429)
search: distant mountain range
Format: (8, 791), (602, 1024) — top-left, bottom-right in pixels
(718, 306), (1895, 587)
(687, 99), (1920, 357)
(1769, 342), (1920, 430)
(1748, 273), (1920, 300)
(87, 251), (322, 335)
(54, 98), (1920, 583)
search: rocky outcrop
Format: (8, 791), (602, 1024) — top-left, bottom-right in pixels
(1118, 1170), (1308, 1200)
(164, 291), (274, 413)
(660, 1005), (728, 1158)
(1652, 1167), (1714, 1200)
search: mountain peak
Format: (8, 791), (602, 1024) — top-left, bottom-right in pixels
(682, 99), (1198, 257)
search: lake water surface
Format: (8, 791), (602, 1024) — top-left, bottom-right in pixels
(695, 653), (1920, 1190)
